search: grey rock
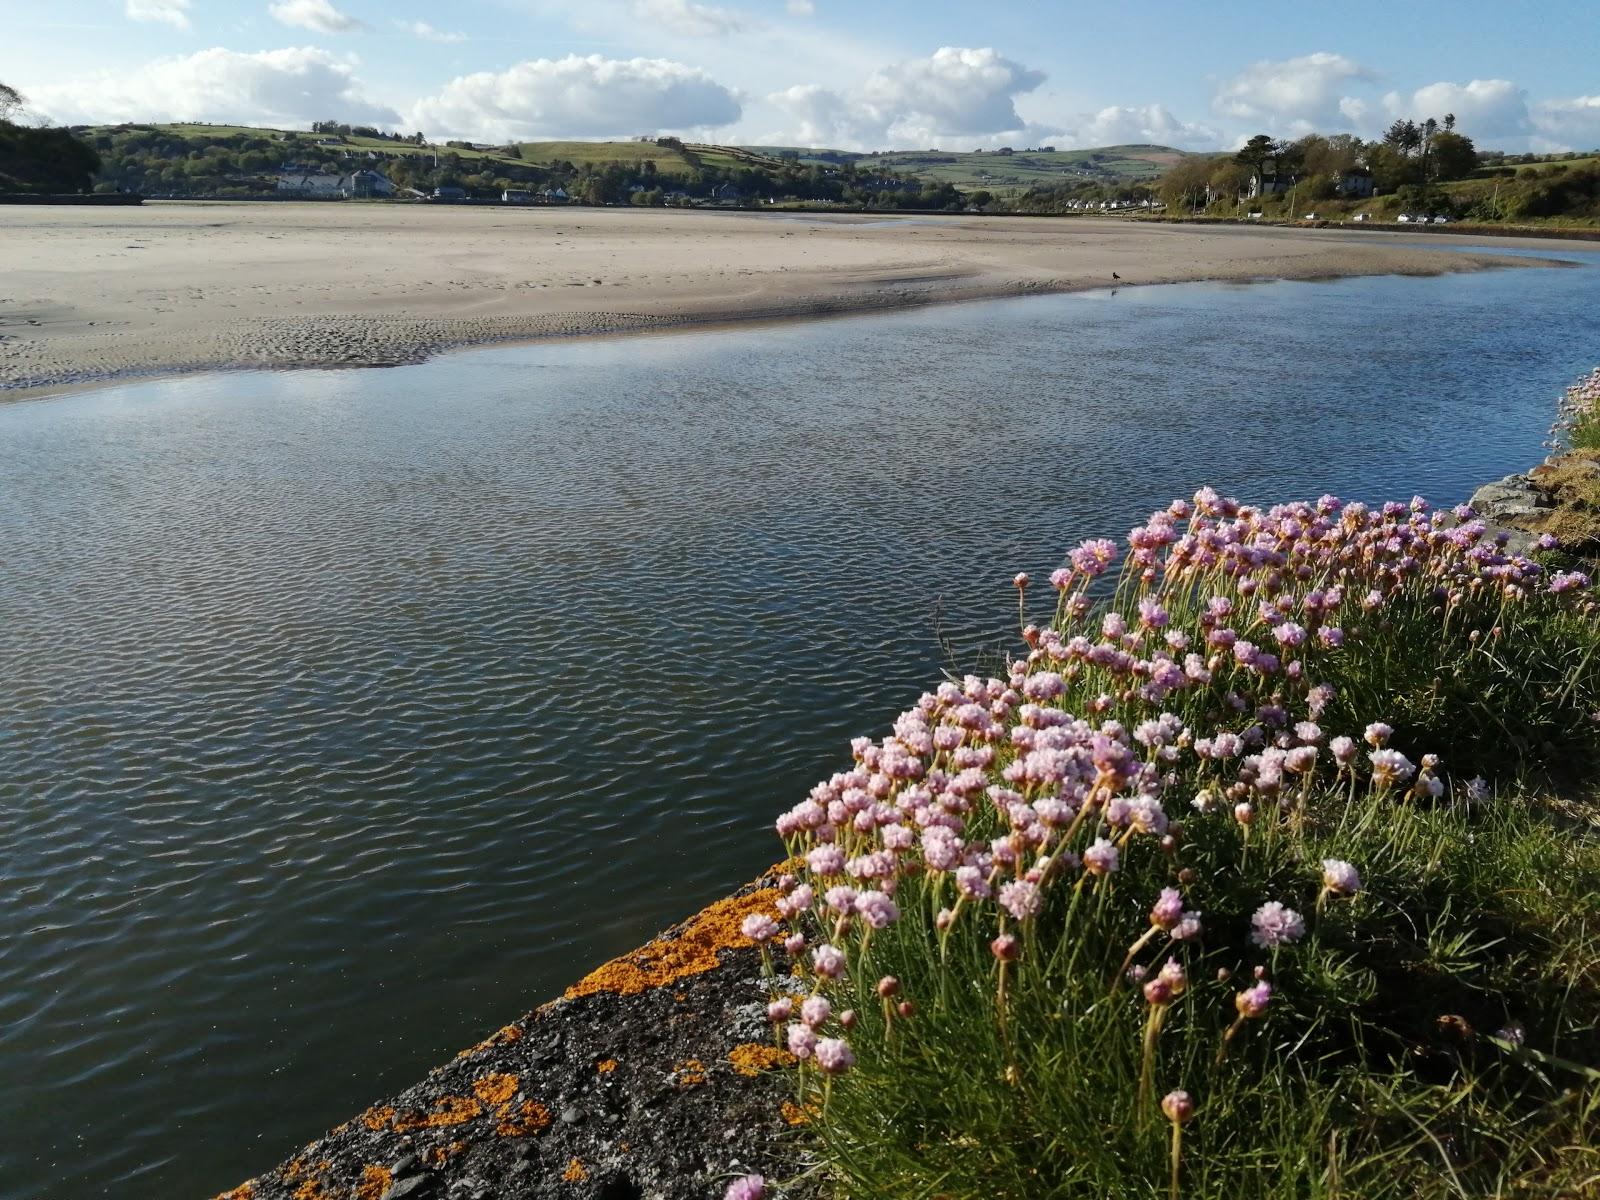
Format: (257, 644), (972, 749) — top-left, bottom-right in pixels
(382, 1175), (439, 1200)
(560, 1105), (585, 1125)
(388, 1154), (421, 1179)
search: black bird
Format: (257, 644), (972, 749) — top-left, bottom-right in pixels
(1112, 271), (1121, 280)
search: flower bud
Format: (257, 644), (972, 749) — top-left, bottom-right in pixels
(876, 975), (900, 998)
(991, 933), (1020, 962)
(1161, 1089), (1195, 1125)
(897, 1000), (916, 1019)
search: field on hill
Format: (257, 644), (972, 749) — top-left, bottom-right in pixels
(746, 143), (1187, 193)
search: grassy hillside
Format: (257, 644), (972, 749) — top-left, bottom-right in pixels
(746, 143), (1187, 194)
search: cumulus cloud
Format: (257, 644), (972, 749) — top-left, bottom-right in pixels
(28, 46), (398, 128)
(631, 0), (748, 36)
(1212, 51), (1375, 133)
(398, 19), (466, 44)
(1532, 94), (1600, 151)
(769, 47), (1054, 150)
(1383, 79), (1530, 141)
(269, 0), (366, 34)
(408, 55), (741, 141)
(126, 0), (192, 30)
(1059, 104), (1222, 151)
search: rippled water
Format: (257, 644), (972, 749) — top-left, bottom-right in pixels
(3, 254), (1598, 1199)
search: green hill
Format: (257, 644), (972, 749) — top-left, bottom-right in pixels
(743, 143), (1189, 194)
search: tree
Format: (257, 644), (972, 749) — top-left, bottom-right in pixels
(1427, 130), (1477, 181)
(1235, 134), (1275, 195)
(0, 81), (23, 122)
(1158, 154), (1219, 212)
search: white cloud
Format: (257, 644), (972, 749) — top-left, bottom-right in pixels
(408, 55), (741, 141)
(1058, 104), (1222, 151)
(126, 0), (191, 30)
(28, 46), (399, 128)
(786, 0), (815, 13)
(268, 0), (366, 34)
(397, 19), (466, 44)
(769, 46), (1054, 150)
(1212, 51), (1375, 133)
(631, 0), (748, 36)
(1384, 78), (1530, 142)
(1532, 94), (1600, 151)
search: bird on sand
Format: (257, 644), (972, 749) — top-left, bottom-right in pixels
(1112, 271), (1121, 280)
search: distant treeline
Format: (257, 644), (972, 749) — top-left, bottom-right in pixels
(72, 124), (969, 209)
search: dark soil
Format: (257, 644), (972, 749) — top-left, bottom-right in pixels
(213, 873), (816, 1200)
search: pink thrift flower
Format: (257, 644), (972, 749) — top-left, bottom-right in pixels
(1235, 980), (1272, 1018)
(1250, 901), (1306, 948)
(814, 1037), (856, 1075)
(1329, 736), (1357, 765)
(786, 1023), (817, 1059)
(1364, 722), (1394, 748)
(766, 998), (792, 1024)
(812, 943), (846, 979)
(725, 1175), (765, 1200)
(998, 879), (1042, 921)
(855, 890), (900, 929)
(1082, 837), (1119, 876)
(741, 914), (779, 943)
(800, 995), (832, 1029)
(806, 844), (845, 876)
(783, 933), (806, 957)
(1321, 858), (1361, 897)
(990, 933), (1020, 961)
(824, 885), (858, 915)
(1369, 748), (1416, 789)
(1150, 887), (1185, 930)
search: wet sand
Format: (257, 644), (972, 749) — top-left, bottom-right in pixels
(0, 202), (1556, 397)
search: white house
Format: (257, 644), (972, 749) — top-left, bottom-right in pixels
(276, 171), (344, 197)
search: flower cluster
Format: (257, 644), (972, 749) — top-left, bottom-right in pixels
(761, 487), (1596, 1131)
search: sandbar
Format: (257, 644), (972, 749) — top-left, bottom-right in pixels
(0, 202), (1564, 398)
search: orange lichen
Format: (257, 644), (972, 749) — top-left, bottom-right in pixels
(564, 888), (781, 998)
(283, 1158), (308, 1181)
(423, 1142), (467, 1169)
(212, 1184), (255, 1200)
(358, 1095), (485, 1134)
(359, 1106), (396, 1132)
(460, 1023), (524, 1058)
(673, 1058), (708, 1087)
(496, 1099), (552, 1137)
(728, 1043), (797, 1077)
(596, 1058), (618, 1074)
(780, 1100), (815, 1126)
(473, 1073), (520, 1106)
(563, 1158), (589, 1183)
(354, 1165), (393, 1200)
(291, 1183), (326, 1200)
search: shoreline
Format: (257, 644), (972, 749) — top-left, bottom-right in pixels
(1, 203), (1580, 404)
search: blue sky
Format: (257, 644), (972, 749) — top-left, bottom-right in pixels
(9, 0), (1599, 152)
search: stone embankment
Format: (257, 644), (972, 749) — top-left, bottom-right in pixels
(212, 874), (814, 1200)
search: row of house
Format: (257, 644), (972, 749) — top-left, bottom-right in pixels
(275, 168), (396, 198)
(1247, 169), (1375, 200)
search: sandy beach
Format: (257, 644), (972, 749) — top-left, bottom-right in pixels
(0, 202), (1559, 397)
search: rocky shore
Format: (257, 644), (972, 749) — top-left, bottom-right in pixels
(1470, 449), (1600, 556)
(212, 874), (815, 1200)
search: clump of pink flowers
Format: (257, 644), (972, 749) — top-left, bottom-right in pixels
(760, 484), (1596, 1142)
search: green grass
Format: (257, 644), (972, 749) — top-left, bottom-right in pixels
(742, 143), (1187, 196)
(768, 492), (1600, 1199)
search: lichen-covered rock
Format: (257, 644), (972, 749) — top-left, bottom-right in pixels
(212, 873), (813, 1200)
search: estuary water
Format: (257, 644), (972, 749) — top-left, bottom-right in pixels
(3, 250), (1599, 1199)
